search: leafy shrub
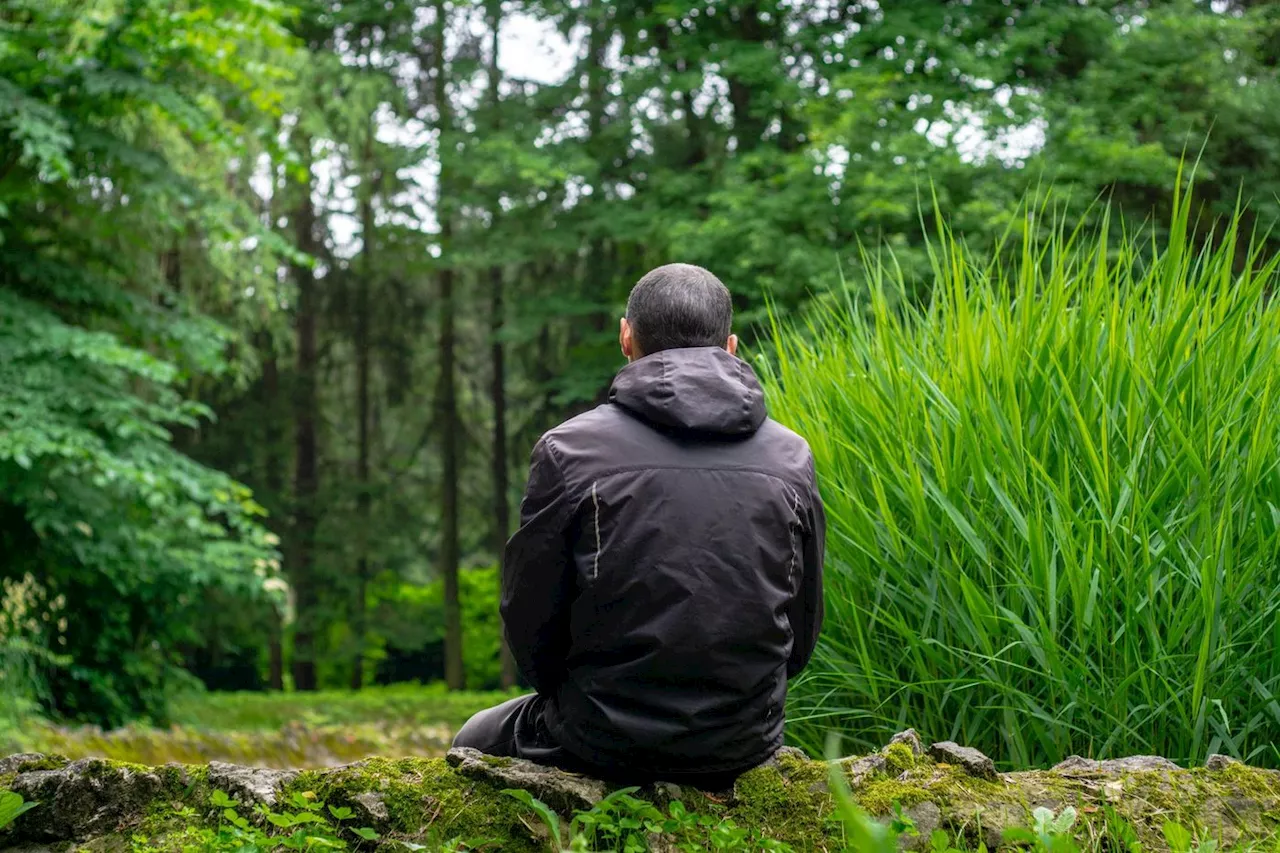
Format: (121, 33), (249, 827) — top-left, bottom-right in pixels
(375, 567), (506, 690)
(768, 180), (1280, 767)
(0, 0), (292, 725)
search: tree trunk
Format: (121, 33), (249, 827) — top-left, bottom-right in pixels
(484, 0), (518, 690)
(434, 0), (465, 691)
(262, 348), (286, 692)
(291, 143), (320, 693)
(490, 263), (517, 688)
(582, 0), (614, 386)
(351, 134), (375, 692)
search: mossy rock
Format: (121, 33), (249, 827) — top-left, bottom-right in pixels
(3, 737), (1280, 851)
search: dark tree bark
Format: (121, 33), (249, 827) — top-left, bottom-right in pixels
(583, 0), (613, 400)
(490, 262), (516, 689)
(724, 1), (769, 153)
(485, 0), (518, 690)
(351, 131), (376, 691)
(434, 0), (465, 691)
(290, 142), (320, 692)
(262, 348), (286, 692)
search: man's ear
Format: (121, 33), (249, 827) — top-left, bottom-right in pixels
(726, 334), (739, 356)
(620, 317), (635, 361)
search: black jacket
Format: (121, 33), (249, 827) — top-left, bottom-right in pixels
(501, 346), (825, 777)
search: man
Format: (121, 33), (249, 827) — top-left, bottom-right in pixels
(453, 263), (825, 788)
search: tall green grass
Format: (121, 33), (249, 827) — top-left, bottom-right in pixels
(767, 180), (1280, 768)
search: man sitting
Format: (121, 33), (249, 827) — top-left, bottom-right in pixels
(453, 262), (825, 788)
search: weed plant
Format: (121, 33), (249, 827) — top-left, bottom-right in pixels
(767, 177), (1280, 768)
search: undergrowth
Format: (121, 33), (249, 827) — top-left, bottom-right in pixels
(769, 174), (1280, 768)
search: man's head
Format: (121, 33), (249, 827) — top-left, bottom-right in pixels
(620, 263), (737, 361)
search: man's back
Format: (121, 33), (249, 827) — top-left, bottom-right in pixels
(502, 346), (825, 779)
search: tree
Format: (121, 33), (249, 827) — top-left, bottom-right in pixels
(0, 0), (294, 722)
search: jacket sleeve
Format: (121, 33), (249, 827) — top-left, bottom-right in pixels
(787, 454), (826, 679)
(501, 437), (576, 694)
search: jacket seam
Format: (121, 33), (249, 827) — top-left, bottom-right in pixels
(539, 436), (568, 480)
(578, 464), (809, 494)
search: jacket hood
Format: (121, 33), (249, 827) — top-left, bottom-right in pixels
(608, 346), (768, 436)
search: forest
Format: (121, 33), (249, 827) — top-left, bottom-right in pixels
(4, 0), (1280, 775)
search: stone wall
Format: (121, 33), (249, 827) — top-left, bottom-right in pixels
(3, 731), (1278, 851)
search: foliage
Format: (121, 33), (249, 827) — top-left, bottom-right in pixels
(0, 574), (66, 737)
(770, 181), (1280, 768)
(128, 788), (380, 852)
(0, 790), (38, 830)
(505, 787), (798, 853)
(373, 568), (506, 690)
(7, 0), (1280, 731)
(0, 0), (294, 723)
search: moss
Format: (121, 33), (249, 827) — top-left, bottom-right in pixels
(1201, 763), (1280, 800)
(883, 742), (918, 776)
(15, 754), (69, 773)
(478, 754), (513, 767)
(1, 754), (71, 789)
(731, 762), (838, 851)
(854, 776), (935, 815)
(290, 757), (545, 852)
(11, 747), (1280, 852)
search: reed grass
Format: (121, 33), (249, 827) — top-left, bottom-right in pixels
(767, 176), (1280, 768)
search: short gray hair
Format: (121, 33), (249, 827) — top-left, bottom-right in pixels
(625, 263), (733, 356)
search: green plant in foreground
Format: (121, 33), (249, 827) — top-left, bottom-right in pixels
(127, 788), (382, 852)
(504, 787), (793, 852)
(769, 175), (1280, 768)
(0, 790), (38, 830)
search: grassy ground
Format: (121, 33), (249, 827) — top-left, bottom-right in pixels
(167, 683), (516, 731)
(4, 683), (519, 769)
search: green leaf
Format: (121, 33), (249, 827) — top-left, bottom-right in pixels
(0, 791), (38, 829)
(502, 788), (562, 849)
(210, 790), (237, 809)
(1163, 821), (1194, 853)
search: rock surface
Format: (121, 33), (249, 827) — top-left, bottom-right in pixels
(1206, 754), (1241, 771)
(446, 746), (608, 812)
(928, 742), (1000, 782)
(2, 738), (1279, 851)
(207, 760), (299, 807)
(1053, 754), (1181, 774)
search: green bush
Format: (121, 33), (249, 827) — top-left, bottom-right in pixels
(767, 181), (1280, 768)
(375, 566), (505, 690)
(0, 0), (289, 726)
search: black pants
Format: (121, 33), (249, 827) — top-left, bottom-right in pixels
(451, 694), (576, 767)
(452, 694), (747, 790)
